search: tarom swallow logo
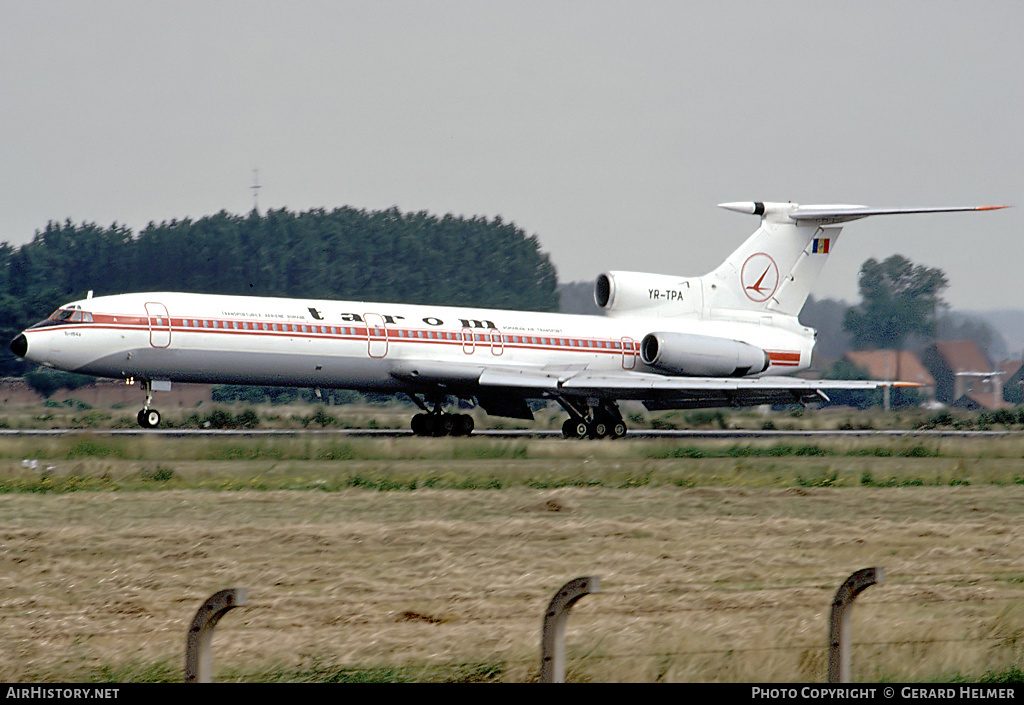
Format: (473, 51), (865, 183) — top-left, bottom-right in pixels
(741, 253), (779, 302)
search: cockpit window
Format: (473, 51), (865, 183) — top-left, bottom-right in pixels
(31, 307), (94, 328)
(49, 308), (77, 322)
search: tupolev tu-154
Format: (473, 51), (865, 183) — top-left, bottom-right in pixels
(9, 202), (1005, 436)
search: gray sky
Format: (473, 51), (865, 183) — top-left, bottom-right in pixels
(2, 1), (1020, 311)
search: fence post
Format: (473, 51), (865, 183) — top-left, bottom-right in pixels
(540, 576), (600, 683)
(828, 568), (883, 683)
(185, 588), (248, 683)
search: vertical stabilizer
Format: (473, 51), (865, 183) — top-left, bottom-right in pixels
(704, 202), (850, 317)
(703, 202), (1005, 318)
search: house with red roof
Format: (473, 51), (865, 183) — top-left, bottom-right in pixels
(921, 340), (1004, 409)
(842, 349), (936, 403)
(999, 359), (1024, 406)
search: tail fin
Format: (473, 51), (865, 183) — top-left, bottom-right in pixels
(702, 202), (1006, 317)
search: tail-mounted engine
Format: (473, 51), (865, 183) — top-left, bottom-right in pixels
(594, 271), (700, 316)
(640, 331), (770, 377)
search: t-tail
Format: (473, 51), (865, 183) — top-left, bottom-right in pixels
(595, 202), (1006, 320)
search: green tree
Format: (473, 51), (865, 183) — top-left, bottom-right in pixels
(800, 295), (852, 365)
(820, 358), (881, 409)
(843, 255), (948, 350)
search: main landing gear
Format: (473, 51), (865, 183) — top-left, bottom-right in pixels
(136, 379), (161, 429)
(558, 398), (628, 439)
(408, 393), (475, 437)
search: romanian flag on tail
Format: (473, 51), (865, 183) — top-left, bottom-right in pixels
(811, 238), (830, 254)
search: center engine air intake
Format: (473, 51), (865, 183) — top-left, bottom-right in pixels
(640, 332), (770, 377)
(594, 271), (698, 315)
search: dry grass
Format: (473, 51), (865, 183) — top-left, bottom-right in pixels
(1, 453), (1023, 682)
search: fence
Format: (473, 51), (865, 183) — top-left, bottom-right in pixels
(183, 569), (882, 683)
(7, 566), (1022, 682)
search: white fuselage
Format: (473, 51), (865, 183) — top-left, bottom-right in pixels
(19, 291), (814, 391)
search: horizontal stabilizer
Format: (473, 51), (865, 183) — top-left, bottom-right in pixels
(789, 205), (1008, 224)
(718, 202), (1007, 224)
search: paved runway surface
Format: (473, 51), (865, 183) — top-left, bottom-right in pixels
(0, 428), (1017, 439)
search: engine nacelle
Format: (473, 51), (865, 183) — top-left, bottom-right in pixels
(640, 332), (770, 377)
(595, 271), (699, 316)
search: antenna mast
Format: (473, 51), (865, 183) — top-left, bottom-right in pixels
(251, 168), (262, 213)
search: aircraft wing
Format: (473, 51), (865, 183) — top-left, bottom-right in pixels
(555, 371), (898, 410)
(392, 360), (902, 413)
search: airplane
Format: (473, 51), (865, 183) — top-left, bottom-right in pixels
(8, 201), (1005, 436)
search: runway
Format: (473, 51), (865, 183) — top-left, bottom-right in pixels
(0, 427), (1017, 439)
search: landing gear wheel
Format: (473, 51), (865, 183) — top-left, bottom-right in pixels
(436, 414), (456, 437)
(556, 397), (628, 440)
(453, 414), (474, 436)
(137, 409), (161, 429)
(412, 410), (476, 437)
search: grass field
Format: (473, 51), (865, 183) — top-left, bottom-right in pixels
(9, 396), (1024, 433)
(1, 420), (1024, 682)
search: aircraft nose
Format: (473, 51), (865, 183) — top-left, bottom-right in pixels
(10, 334), (27, 359)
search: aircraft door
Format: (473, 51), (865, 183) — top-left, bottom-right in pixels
(365, 313), (388, 358)
(490, 329), (504, 356)
(461, 328), (476, 355)
(621, 336), (636, 369)
(145, 302), (171, 348)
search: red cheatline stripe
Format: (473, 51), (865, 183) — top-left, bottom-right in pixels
(33, 319), (638, 355)
(767, 350), (801, 366)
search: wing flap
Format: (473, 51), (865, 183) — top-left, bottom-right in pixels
(477, 367), (560, 391)
(389, 359), (488, 385)
(391, 360), (591, 393)
(477, 364), (591, 392)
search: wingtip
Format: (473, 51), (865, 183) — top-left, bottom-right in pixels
(975, 205), (1010, 211)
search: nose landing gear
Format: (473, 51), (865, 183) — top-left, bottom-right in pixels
(137, 408), (161, 428)
(135, 379), (162, 428)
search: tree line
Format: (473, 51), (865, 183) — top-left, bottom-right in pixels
(0, 207), (559, 376)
